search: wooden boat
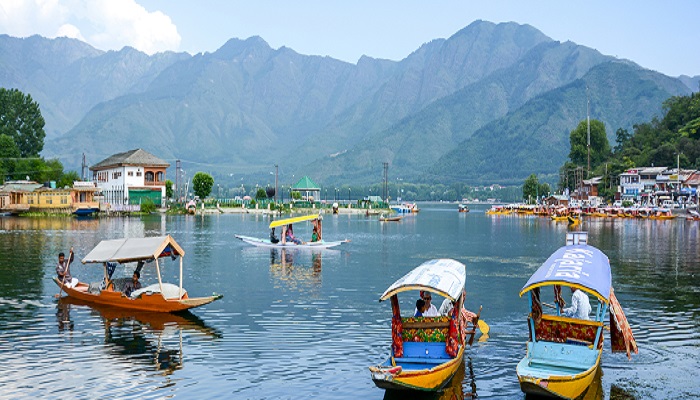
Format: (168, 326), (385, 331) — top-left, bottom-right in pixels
(369, 259), (482, 391)
(54, 235), (223, 313)
(379, 214), (403, 222)
(551, 215), (569, 222)
(235, 214), (349, 249)
(649, 208), (676, 220)
(458, 204), (470, 213)
(516, 232), (638, 399)
(685, 210), (700, 221)
(567, 215), (581, 226)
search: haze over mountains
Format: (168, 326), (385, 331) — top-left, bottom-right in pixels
(1, 20), (695, 185)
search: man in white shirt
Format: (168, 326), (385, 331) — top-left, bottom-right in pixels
(414, 291), (439, 317)
(564, 287), (592, 320)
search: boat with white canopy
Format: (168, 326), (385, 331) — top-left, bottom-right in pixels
(54, 235), (222, 313)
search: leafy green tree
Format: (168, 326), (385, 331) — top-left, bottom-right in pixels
(165, 179), (174, 199)
(523, 174), (539, 203)
(57, 171), (80, 188)
(568, 119), (611, 170)
(192, 172), (214, 199)
(613, 128), (631, 154)
(0, 88), (46, 157)
(255, 188), (267, 200)
(0, 133), (20, 182)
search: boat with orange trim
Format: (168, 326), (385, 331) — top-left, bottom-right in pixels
(54, 235), (222, 313)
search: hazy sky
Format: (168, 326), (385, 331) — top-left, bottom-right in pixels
(1, 0), (698, 77)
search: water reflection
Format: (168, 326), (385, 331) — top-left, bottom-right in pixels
(59, 298), (221, 375)
(269, 248), (330, 289)
(382, 357), (478, 400)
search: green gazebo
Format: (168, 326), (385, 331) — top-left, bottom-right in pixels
(291, 176), (321, 201)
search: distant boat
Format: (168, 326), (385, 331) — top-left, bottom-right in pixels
(379, 215), (402, 222)
(235, 213), (349, 249)
(458, 204), (470, 213)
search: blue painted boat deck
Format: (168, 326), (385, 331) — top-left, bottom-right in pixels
(517, 341), (598, 377)
(380, 342), (454, 371)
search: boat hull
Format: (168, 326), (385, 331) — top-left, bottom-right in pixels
(235, 234), (347, 249)
(370, 345), (464, 391)
(54, 278), (222, 313)
(516, 345), (601, 399)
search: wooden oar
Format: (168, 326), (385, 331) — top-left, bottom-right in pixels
(55, 247), (73, 298)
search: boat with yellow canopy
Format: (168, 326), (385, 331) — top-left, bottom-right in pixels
(235, 213), (349, 249)
(516, 232), (638, 399)
(54, 235), (223, 313)
(369, 259), (483, 391)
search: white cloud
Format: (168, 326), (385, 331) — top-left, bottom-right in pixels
(0, 0), (180, 54)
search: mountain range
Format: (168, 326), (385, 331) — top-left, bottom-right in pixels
(0, 20), (696, 186)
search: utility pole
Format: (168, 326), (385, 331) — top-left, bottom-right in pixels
(176, 160), (181, 202)
(587, 85), (591, 178)
(81, 153), (87, 181)
(383, 162), (389, 203)
(274, 164), (278, 204)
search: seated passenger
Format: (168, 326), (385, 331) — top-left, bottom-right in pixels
(563, 287), (591, 320)
(310, 227), (320, 242)
(285, 224), (301, 245)
(270, 228), (279, 244)
(124, 271), (142, 297)
(414, 299), (426, 317)
(414, 291), (439, 317)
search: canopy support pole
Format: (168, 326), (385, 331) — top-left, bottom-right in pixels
(155, 258), (164, 294)
(179, 256), (184, 299)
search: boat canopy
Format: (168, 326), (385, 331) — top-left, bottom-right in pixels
(379, 259), (466, 302)
(269, 213), (320, 229)
(519, 244), (612, 302)
(82, 235), (185, 264)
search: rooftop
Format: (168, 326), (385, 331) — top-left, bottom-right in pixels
(90, 149), (170, 170)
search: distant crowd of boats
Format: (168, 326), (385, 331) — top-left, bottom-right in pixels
(486, 204), (700, 221)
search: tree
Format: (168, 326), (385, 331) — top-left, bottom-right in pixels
(57, 171), (80, 189)
(165, 179), (174, 199)
(255, 188), (267, 200)
(0, 133), (20, 182)
(613, 128), (631, 154)
(0, 88), (46, 157)
(522, 174), (539, 203)
(568, 119), (611, 171)
(192, 172), (214, 199)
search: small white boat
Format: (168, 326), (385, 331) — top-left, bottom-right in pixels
(235, 214), (349, 249)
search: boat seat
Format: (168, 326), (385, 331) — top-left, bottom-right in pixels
(400, 342), (451, 360)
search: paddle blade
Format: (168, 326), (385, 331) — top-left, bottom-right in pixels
(477, 319), (490, 335)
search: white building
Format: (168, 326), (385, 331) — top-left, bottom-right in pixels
(90, 149), (170, 206)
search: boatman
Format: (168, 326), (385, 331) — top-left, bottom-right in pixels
(56, 247), (78, 288)
(563, 287), (591, 320)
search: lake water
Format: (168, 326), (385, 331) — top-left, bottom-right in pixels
(0, 204), (698, 399)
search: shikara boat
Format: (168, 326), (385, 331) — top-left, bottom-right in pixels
(379, 215), (403, 222)
(516, 232), (638, 399)
(235, 213), (349, 249)
(369, 259), (482, 391)
(458, 204), (470, 213)
(685, 210), (700, 221)
(54, 235), (223, 313)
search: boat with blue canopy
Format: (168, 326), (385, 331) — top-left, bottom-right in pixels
(369, 259), (483, 391)
(516, 232), (638, 399)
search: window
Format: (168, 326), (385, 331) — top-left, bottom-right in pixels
(128, 171), (133, 177)
(136, 171), (142, 177)
(145, 172), (154, 182)
(156, 172), (164, 182)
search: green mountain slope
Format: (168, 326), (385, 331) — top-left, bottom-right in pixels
(432, 62), (692, 184)
(303, 40), (611, 184)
